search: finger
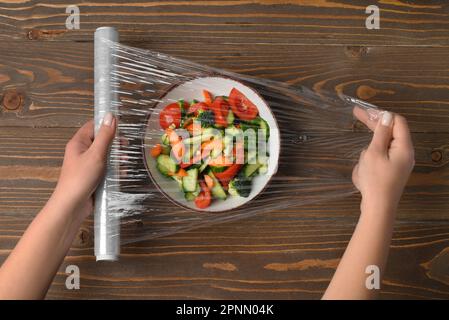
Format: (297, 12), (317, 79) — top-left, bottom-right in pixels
(72, 120), (94, 144)
(369, 111), (393, 154)
(66, 120), (95, 155)
(391, 114), (413, 150)
(90, 112), (117, 160)
(353, 106), (379, 131)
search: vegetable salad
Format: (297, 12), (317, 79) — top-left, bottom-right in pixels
(150, 88), (270, 209)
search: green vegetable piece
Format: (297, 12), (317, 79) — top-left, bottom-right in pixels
(228, 174), (252, 198)
(156, 154), (179, 177)
(196, 109), (215, 127)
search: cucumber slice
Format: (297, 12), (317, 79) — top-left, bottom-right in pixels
(192, 183), (201, 196)
(225, 125), (241, 136)
(184, 192), (196, 201)
(258, 164), (268, 174)
(243, 163), (261, 178)
(211, 166), (227, 173)
(206, 171), (227, 200)
(161, 133), (170, 146)
(246, 149), (257, 165)
(223, 125), (243, 157)
(240, 117), (269, 141)
(182, 168), (198, 192)
(156, 154), (178, 176)
(198, 161), (209, 173)
(172, 175), (183, 190)
(184, 183), (200, 201)
(259, 117), (270, 140)
(227, 110), (235, 125)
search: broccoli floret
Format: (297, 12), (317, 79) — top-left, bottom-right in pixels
(196, 110), (215, 127)
(228, 175), (252, 198)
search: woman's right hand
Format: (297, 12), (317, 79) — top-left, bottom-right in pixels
(352, 107), (415, 212)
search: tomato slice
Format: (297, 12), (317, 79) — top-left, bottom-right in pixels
(211, 97), (229, 127)
(203, 90), (213, 106)
(160, 103), (182, 129)
(195, 181), (211, 209)
(180, 162), (191, 169)
(214, 164), (242, 188)
(188, 102), (208, 116)
(228, 88), (258, 121)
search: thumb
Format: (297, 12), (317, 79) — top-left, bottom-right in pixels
(90, 112), (116, 159)
(369, 111), (393, 154)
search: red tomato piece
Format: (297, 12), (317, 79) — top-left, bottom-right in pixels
(180, 162), (191, 169)
(228, 88), (258, 121)
(159, 103), (182, 129)
(214, 164), (242, 188)
(211, 97), (229, 127)
(188, 102), (208, 116)
(195, 181), (211, 209)
(203, 90), (213, 106)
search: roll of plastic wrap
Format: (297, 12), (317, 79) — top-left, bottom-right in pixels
(94, 27), (120, 261)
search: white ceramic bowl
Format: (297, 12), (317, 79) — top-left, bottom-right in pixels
(143, 76), (280, 212)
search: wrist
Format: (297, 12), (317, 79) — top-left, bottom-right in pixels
(360, 194), (399, 219)
(46, 184), (86, 224)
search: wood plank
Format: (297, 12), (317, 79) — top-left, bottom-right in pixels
(1, 41), (449, 131)
(1, 127), (448, 222)
(1, 213), (448, 299)
(0, 1), (448, 46)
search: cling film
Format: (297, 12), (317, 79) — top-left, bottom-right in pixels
(94, 27), (376, 260)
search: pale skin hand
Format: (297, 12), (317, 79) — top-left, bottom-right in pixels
(323, 107), (415, 300)
(0, 114), (116, 299)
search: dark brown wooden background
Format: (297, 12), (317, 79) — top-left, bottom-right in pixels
(1, 0), (449, 299)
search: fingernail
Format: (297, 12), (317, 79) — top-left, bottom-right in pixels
(102, 112), (114, 127)
(381, 111), (393, 127)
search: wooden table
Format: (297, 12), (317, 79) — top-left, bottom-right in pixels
(1, 1), (449, 299)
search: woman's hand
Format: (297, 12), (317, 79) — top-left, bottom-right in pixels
(0, 114), (117, 299)
(53, 113), (116, 219)
(323, 108), (415, 300)
(352, 107), (415, 212)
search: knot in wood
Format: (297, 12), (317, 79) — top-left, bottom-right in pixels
(431, 150), (443, 163)
(2, 90), (23, 111)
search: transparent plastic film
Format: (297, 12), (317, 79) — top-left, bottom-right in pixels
(94, 28), (378, 260)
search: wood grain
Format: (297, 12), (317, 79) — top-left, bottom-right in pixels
(1, 42), (449, 132)
(0, 1), (448, 46)
(1, 213), (448, 299)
